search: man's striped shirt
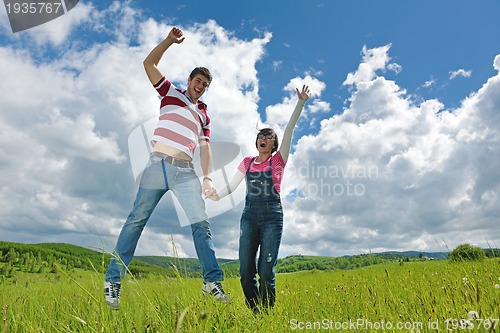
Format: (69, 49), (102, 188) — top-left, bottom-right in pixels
(151, 76), (211, 159)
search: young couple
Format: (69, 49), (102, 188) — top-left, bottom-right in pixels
(104, 27), (310, 314)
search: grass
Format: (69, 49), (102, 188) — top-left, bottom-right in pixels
(1, 259), (499, 332)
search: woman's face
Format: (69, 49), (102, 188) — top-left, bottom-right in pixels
(256, 133), (276, 153)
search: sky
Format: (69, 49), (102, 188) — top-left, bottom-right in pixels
(1, 0), (500, 259)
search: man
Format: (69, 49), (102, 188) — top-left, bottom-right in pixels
(104, 27), (230, 310)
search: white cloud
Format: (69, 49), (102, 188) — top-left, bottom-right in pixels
(449, 69), (472, 80)
(280, 46), (500, 257)
(35, 112), (124, 162)
(272, 60), (283, 71)
(265, 75), (326, 127)
(343, 44), (400, 86)
(422, 79), (436, 88)
(387, 62), (402, 74)
(494, 54), (500, 71)
(25, 2), (94, 46)
(308, 100), (330, 114)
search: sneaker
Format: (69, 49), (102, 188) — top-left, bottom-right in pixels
(201, 281), (231, 303)
(104, 281), (121, 310)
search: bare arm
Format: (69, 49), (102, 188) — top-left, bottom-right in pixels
(199, 141), (216, 197)
(279, 85), (310, 162)
(212, 170), (245, 200)
(143, 27), (185, 85)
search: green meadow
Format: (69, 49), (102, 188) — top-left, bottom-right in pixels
(1, 258), (499, 332)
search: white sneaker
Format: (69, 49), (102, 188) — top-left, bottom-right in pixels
(201, 281), (231, 303)
(104, 281), (121, 310)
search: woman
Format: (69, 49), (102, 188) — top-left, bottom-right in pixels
(209, 85), (310, 312)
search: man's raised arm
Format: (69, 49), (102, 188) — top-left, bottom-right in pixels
(143, 27), (185, 85)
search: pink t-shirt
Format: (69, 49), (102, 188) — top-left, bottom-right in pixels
(237, 151), (286, 193)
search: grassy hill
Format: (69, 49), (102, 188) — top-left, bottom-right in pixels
(276, 253), (404, 272)
(0, 241), (171, 278)
(0, 241), (446, 280)
(2, 256), (499, 332)
(2, 240), (498, 280)
(135, 256), (241, 278)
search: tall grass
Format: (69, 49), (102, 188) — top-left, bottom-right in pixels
(1, 259), (499, 332)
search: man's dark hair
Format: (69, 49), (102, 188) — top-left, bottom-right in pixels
(190, 67), (212, 84)
(255, 128), (279, 153)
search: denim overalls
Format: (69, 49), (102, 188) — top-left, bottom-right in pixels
(239, 156), (284, 311)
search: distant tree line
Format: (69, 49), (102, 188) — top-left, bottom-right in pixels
(0, 245), (90, 278)
(0, 242), (169, 279)
(1, 241), (498, 280)
(275, 253), (414, 273)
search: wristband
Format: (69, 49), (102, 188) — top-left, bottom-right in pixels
(203, 176), (212, 182)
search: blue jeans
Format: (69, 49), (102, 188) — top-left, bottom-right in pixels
(239, 201), (283, 310)
(105, 155), (224, 283)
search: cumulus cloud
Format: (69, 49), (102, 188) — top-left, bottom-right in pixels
(265, 75), (326, 127)
(343, 44), (400, 86)
(280, 45), (500, 257)
(494, 54), (500, 71)
(23, 2), (93, 46)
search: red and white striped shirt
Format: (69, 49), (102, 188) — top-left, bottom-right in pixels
(151, 76), (211, 159)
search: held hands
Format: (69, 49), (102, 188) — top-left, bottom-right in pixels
(202, 180), (221, 201)
(202, 178), (216, 199)
(167, 27), (185, 44)
(296, 85), (310, 101)
(202, 178), (222, 201)
(206, 192), (221, 201)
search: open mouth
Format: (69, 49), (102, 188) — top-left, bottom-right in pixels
(260, 142), (267, 148)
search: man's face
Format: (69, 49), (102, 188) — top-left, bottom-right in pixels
(187, 74), (210, 101)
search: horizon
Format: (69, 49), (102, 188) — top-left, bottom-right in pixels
(5, 239), (487, 261)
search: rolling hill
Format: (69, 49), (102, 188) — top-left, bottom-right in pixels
(1, 241), (496, 279)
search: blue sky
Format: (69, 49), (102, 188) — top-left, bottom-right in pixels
(0, 0), (499, 258)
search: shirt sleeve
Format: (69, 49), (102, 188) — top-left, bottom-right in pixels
(153, 76), (171, 97)
(200, 112), (211, 143)
(273, 151), (286, 168)
(237, 157), (252, 174)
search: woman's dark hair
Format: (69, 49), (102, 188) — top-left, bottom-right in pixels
(255, 128), (279, 153)
(189, 67), (212, 84)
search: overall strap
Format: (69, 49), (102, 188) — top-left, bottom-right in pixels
(246, 157), (257, 173)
